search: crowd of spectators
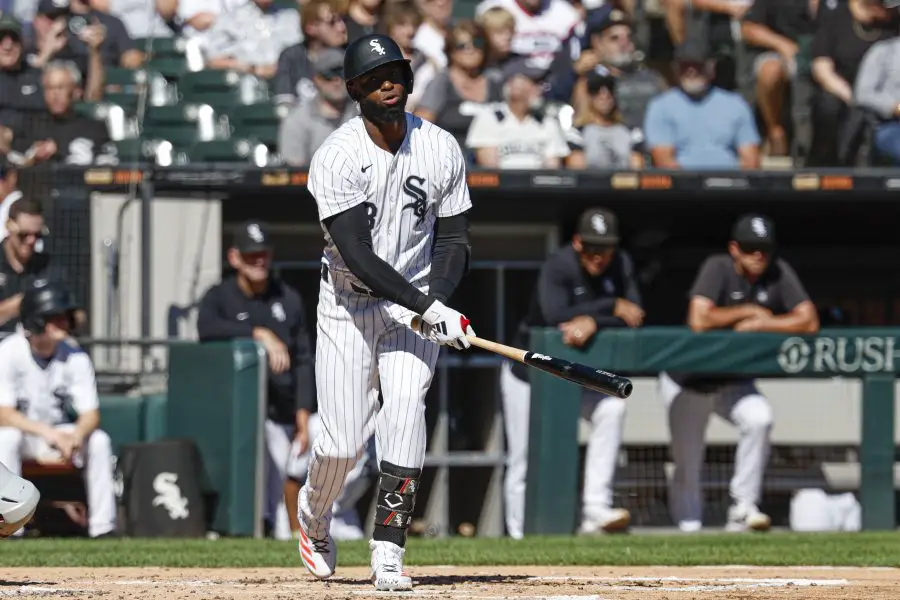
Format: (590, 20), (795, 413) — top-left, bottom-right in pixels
(1, 0), (900, 171)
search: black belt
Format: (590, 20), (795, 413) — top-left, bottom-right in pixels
(321, 264), (380, 298)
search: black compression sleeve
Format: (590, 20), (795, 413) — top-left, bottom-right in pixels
(324, 204), (434, 315)
(429, 212), (470, 302)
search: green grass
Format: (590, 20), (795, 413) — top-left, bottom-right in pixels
(0, 533), (898, 568)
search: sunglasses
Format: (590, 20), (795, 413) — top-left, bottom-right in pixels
(454, 39), (484, 51)
(318, 69), (343, 80)
(738, 243), (773, 254)
(16, 231), (43, 243)
(0, 32), (21, 43)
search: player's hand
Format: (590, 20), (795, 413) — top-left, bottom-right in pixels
(420, 299), (475, 350)
(253, 327), (291, 374)
(294, 409), (311, 455)
(43, 429), (76, 462)
(560, 315), (598, 347)
(614, 298), (645, 328)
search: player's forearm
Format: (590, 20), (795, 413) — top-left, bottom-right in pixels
(325, 205), (433, 315)
(72, 410), (100, 441)
(759, 307), (820, 335)
(0, 407), (53, 438)
(690, 305), (761, 331)
(197, 311), (255, 341)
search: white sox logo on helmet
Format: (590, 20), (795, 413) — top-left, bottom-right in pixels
(370, 39), (386, 55)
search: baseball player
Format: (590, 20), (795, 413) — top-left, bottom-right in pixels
(502, 208), (637, 538)
(0, 281), (117, 538)
(659, 214), (819, 532)
(297, 33), (474, 592)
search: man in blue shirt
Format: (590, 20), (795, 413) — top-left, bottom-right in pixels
(644, 41), (760, 170)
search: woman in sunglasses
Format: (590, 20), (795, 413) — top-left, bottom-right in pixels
(415, 20), (503, 153)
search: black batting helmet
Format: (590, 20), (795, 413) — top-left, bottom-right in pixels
(343, 34), (414, 94)
(20, 281), (79, 334)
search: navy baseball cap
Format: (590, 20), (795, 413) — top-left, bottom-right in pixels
(36, 0), (71, 17)
(233, 220), (273, 253)
(578, 208), (620, 246)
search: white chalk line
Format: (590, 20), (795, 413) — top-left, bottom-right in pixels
(530, 576), (849, 585)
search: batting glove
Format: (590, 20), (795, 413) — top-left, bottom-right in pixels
(420, 299), (475, 350)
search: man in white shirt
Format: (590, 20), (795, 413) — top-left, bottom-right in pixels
(0, 281), (117, 538)
(466, 57), (570, 168)
(0, 162), (23, 244)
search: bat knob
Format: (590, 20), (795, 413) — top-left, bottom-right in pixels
(618, 380), (633, 399)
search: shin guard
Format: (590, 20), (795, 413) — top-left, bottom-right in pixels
(372, 460), (421, 547)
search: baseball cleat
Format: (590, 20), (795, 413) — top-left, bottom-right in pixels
(370, 539), (413, 591)
(297, 527), (336, 579)
(725, 503), (771, 532)
(578, 507), (631, 535)
(0, 461), (40, 538)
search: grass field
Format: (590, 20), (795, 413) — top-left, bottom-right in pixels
(2, 532), (898, 568)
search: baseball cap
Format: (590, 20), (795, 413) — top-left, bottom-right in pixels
(674, 39), (710, 64)
(731, 214), (776, 251)
(586, 70), (617, 95)
(232, 220), (273, 254)
(0, 12), (22, 37)
(36, 0), (71, 17)
(587, 6), (631, 37)
(577, 208), (620, 246)
(501, 55), (547, 83)
(312, 48), (345, 78)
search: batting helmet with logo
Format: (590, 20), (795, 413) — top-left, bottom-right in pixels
(19, 281), (79, 333)
(343, 33), (414, 94)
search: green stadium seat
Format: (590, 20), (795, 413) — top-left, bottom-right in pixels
(188, 139), (263, 163)
(229, 103), (284, 145)
(73, 101), (131, 140)
(141, 104), (220, 147)
(147, 57), (189, 80)
(179, 70), (268, 109)
(104, 67), (174, 108)
(111, 138), (158, 163)
(135, 36), (187, 58)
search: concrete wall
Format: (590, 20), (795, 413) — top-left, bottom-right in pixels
(90, 192), (223, 372)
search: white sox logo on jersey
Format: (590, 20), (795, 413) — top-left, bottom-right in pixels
(370, 39), (386, 55)
(402, 176), (427, 225)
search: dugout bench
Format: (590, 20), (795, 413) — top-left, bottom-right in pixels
(525, 327), (899, 535)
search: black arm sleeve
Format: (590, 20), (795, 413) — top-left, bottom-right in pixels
(325, 203), (434, 315)
(428, 212), (471, 303)
(196, 286), (254, 341)
(291, 294), (316, 413)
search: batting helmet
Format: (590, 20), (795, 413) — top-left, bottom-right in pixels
(19, 281), (79, 333)
(343, 34), (414, 94)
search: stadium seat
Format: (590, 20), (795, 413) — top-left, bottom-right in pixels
(179, 70), (269, 109)
(141, 104), (222, 147)
(73, 101), (130, 140)
(228, 103), (285, 146)
(104, 67), (175, 108)
(135, 36), (187, 59)
(147, 57), (189, 80)
(188, 139), (268, 164)
(110, 138), (158, 164)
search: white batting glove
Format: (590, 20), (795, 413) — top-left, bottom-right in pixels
(420, 299), (475, 350)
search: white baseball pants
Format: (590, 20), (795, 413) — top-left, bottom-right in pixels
(500, 361), (626, 539)
(0, 425), (117, 537)
(658, 372), (773, 526)
(299, 274), (440, 540)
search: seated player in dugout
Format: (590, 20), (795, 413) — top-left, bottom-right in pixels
(658, 214), (820, 533)
(502, 207), (643, 538)
(0, 281), (117, 538)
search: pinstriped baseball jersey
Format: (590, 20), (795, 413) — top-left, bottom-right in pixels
(308, 113), (472, 291)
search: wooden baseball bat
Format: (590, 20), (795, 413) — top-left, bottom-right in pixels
(413, 318), (633, 399)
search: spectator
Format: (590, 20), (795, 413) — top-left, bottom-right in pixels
(415, 20), (502, 151)
(195, 221), (369, 541)
(659, 0), (749, 51)
(412, 0), (452, 69)
(0, 282), (117, 538)
(0, 162), (23, 245)
(476, 5), (516, 83)
(502, 207), (639, 539)
(203, 0), (301, 79)
(564, 8), (667, 137)
(741, 0), (818, 157)
(810, 0), (898, 166)
(465, 56), (570, 168)
(0, 199), (68, 335)
(174, 0), (245, 42)
(644, 41), (760, 169)
(89, 0), (178, 39)
(0, 13), (47, 125)
(659, 214), (819, 533)
(273, 0), (348, 107)
(278, 48), (356, 166)
(345, 0), (382, 42)
(9, 61), (115, 167)
(379, 0), (435, 111)
(567, 72), (643, 169)
(475, 0), (579, 74)
(48, 0), (145, 69)
(854, 35), (900, 164)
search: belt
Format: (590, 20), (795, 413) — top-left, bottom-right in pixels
(321, 263), (381, 298)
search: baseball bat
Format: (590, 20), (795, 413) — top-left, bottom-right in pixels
(412, 318), (633, 399)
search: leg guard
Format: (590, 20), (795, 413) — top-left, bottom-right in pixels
(372, 460), (420, 547)
(0, 460), (39, 538)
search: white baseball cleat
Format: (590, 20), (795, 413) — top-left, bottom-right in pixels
(370, 539), (413, 591)
(0, 461), (40, 538)
(725, 503), (771, 532)
(297, 527), (337, 579)
(578, 507), (631, 535)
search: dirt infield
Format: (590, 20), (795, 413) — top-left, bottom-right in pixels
(2, 566), (898, 599)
